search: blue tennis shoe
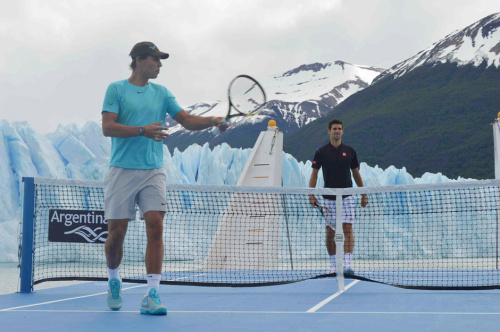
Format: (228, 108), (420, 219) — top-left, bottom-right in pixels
(140, 288), (167, 315)
(107, 278), (122, 311)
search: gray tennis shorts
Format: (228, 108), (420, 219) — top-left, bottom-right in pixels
(324, 196), (355, 228)
(104, 166), (167, 221)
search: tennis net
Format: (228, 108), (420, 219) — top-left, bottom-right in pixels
(20, 177), (500, 291)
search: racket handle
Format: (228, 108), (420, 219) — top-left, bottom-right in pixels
(214, 119), (228, 135)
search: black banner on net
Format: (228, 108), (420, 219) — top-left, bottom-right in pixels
(48, 209), (108, 243)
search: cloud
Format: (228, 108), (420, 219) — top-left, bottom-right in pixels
(0, 0), (498, 133)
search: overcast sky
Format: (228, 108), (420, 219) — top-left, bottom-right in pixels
(1, 0), (499, 133)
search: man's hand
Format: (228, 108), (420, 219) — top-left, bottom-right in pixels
(309, 194), (318, 207)
(360, 194), (368, 207)
(144, 121), (169, 141)
(214, 117), (230, 132)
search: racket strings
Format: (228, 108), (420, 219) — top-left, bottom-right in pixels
(229, 77), (266, 114)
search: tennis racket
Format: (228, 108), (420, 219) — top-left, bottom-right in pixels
(315, 202), (336, 231)
(215, 75), (267, 134)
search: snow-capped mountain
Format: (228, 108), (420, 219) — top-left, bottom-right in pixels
(375, 12), (500, 82)
(166, 61), (384, 142)
(285, 12), (500, 180)
(260, 61), (385, 129)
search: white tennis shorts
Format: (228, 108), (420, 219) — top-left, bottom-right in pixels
(324, 196), (355, 228)
(104, 166), (167, 221)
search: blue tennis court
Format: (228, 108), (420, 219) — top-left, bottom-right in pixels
(7, 178), (500, 330)
(1, 278), (500, 331)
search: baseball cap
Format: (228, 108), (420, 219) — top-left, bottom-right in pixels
(129, 42), (169, 59)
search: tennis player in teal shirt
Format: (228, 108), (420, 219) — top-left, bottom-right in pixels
(101, 41), (228, 315)
(103, 79), (181, 169)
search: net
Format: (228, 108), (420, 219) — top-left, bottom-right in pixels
(21, 177), (500, 290)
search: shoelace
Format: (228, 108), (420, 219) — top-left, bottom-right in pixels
(149, 289), (161, 305)
(110, 281), (120, 299)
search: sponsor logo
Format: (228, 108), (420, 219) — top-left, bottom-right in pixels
(108, 102), (114, 106)
(137, 91), (144, 94)
(149, 45), (156, 50)
(49, 209), (107, 243)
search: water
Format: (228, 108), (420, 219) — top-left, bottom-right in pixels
(0, 262), (19, 294)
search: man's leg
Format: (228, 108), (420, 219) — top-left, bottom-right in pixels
(326, 226), (335, 256)
(105, 219), (129, 311)
(343, 223), (354, 255)
(140, 210), (167, 315)
(324, 199), (338, 273)
(343, 223), (354, 272)
(326, 227), (336, 273)
(144, 211), (165, 275)
(342, 196), (355, 273)
(105, 219), (129, 269)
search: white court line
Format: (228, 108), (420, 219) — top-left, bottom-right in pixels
(2, 309), (500, 315)
(306, 280), (360, 313)
(0, 284), (145, 312)
(1, 273), (208, 312)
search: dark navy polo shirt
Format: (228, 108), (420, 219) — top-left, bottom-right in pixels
(312, 143), (360, 199)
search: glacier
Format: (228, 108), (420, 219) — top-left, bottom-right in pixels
(0, 119), (467, 262)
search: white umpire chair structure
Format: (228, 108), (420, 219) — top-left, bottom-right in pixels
(202, 120), (284, 271)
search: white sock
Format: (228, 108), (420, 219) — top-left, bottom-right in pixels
(330, 255), (336, 270)
(107, 267), (120, 280)
(146, 274), (161, 295)
(345, 253), (352, 267)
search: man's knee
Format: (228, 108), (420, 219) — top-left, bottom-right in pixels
(107, 220), (128, 245)
(145, 212), (164, 242)
(147, 224), (163, 241)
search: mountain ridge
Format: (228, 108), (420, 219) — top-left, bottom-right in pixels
(165, 60), (384, 151)
(374, 12), (500, 83)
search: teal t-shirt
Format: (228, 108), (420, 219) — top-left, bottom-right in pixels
(102, 79), (183, 169)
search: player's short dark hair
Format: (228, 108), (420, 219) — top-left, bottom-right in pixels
(129, 55), (149, 70)
(328, 119), (343, 130)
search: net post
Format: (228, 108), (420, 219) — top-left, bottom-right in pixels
(20, 177), (35, 293)
(494, 117), (500, 269)
(281, 194), (294, 270)
(335, 192), (345, 292)
(493, 117), (500, 179)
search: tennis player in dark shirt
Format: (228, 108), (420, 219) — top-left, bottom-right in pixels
(309, 119), (368, 274)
